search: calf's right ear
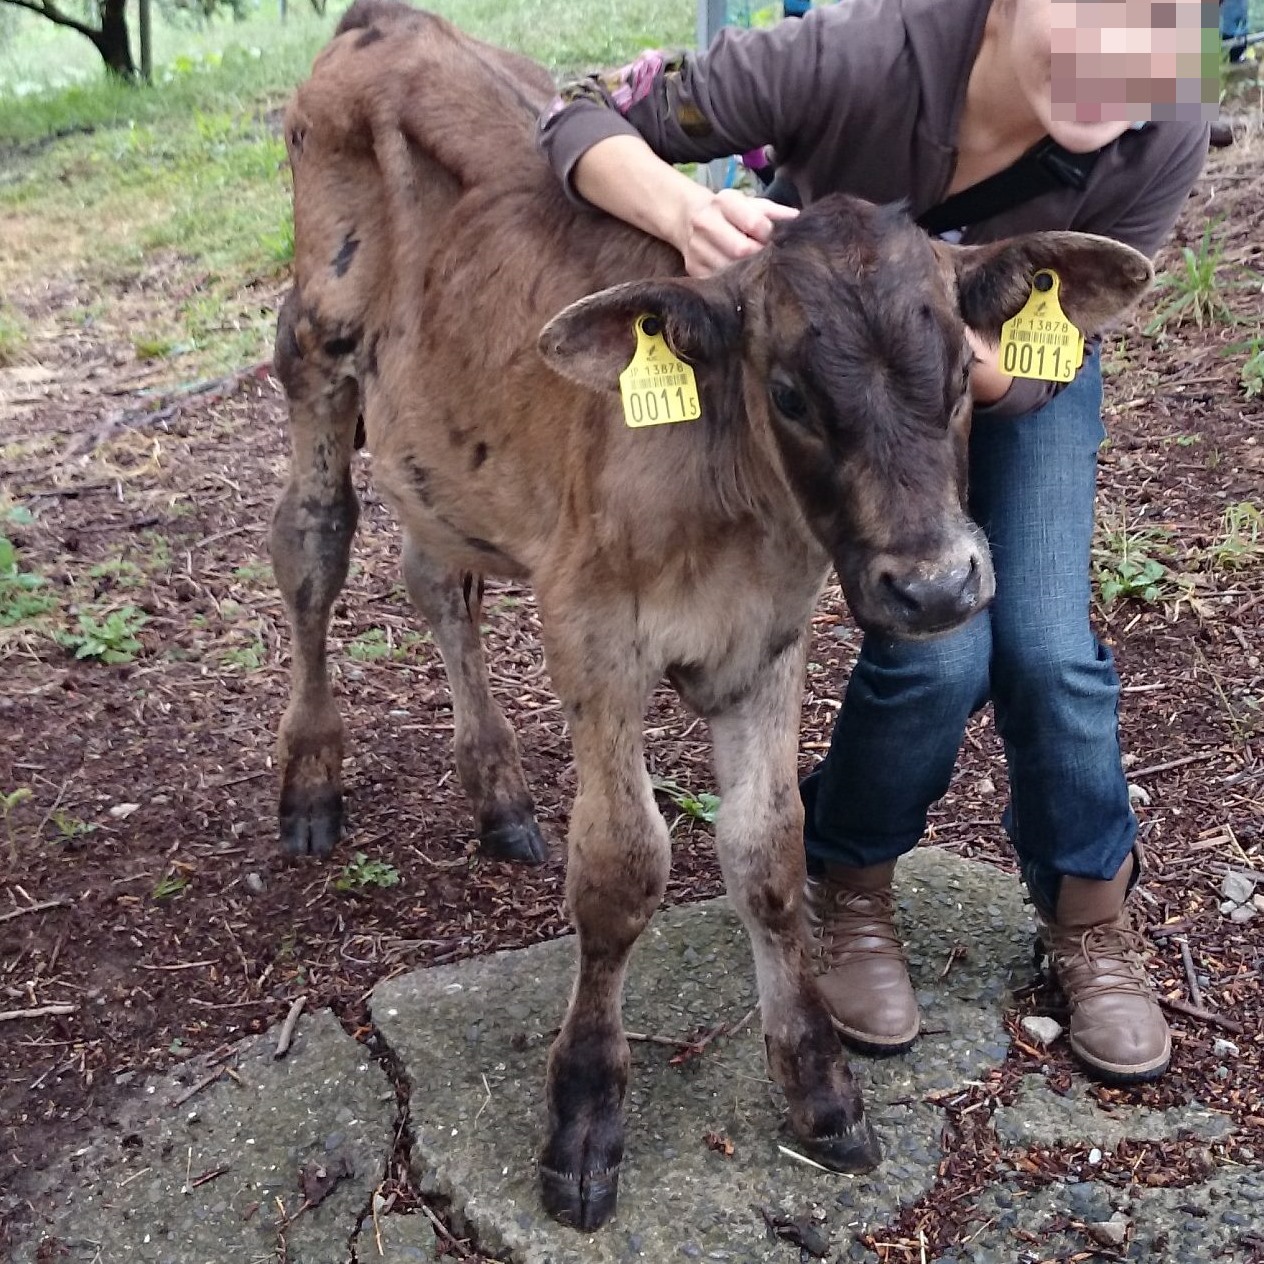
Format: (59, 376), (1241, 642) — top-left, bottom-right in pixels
(538, 276), (743, 391)
(938, 232), (1154, 340)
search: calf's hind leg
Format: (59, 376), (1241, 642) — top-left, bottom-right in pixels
(400, 540), (546, 864)
(270, 288), (359, 858)
(707, 642), (881, 1173)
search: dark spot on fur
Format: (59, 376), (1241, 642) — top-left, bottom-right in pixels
(763, 627), (802, 667)
(355, 25), (385, 47)
(527, 272), (545, 313)
(324, 335), (358, 358)
(464, 535), (501, 555)
(447, 421), (472, 448)
(401, 457), (431, 505)
(364, 332), (380, 378)
(332, 232), (360, 277)
(471, 441), (489, 470)
(290, 127), (306, 152)
(354, 416), (366, 450)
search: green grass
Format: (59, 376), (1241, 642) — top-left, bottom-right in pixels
(1145, 221), (1240, 334)
(1092, 517), (1181, 609)
(0, 300), (27, 364)
(651, 776), (721, 826)
(0, 533), (56, 626)
(334, 851), (401, 892)
(55, 604), (148, 663)
(0, 0), (693, 379)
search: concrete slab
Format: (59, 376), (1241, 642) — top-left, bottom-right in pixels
(371, 847), (1034, 1264)
(946, 1162), (1264, 1263)
(10, 846), (1254, 1263)
(13, 1008), (397, 1264)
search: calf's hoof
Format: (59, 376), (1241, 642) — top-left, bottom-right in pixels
(539, 1161), (620, 1231)
(279, 786), (343, 859)
(796, 1115), (882, 1174)
(479, 813), (547, 865)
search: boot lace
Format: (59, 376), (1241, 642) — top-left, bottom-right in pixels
(1045, 914), (1155, 1003)
(805, 876), (907, 970)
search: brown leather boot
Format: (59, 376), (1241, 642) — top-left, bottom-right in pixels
(1037, 851), (1171, 1084)
(804, 860), (919, 1054)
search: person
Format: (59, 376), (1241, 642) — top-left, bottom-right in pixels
(1220, 0), (1249, 61)
(538, 0), (1209, 1084)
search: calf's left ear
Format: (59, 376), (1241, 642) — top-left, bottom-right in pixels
(538, 275), (743, 391)
(938, 232), (1153, 340)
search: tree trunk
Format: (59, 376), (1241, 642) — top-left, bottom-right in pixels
(91, 0), (136, 79)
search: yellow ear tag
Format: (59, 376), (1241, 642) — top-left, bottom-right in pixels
(997, 269), (1084, 384)
(619, 314), (702, 428)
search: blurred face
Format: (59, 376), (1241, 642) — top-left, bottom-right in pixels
(1004, 0), (1216, 151)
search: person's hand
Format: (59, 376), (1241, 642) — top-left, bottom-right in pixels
(964, 324), (1013, 406)
(676, 188), (800, 278)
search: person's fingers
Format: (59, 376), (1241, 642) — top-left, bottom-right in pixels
(714, 188), (799, 243)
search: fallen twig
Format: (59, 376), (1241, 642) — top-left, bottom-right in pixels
(169, 1065), (226, 1108)
(0, 898), (71, 925)
(189, 1165), (231, 1190)
(1159, 996), (1243, 1034)
(1177, 939), (1203, 1010)
(1128, 751), (1216, 781)
(0, 1003), (77, 1023)
(61, 361), (271, 460)
(274, 996), (307, 1060)
(417, 1202), (476, 1260)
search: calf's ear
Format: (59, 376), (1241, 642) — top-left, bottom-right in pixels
(937, 233), (1153, 340)
(538, 275), (743, 390)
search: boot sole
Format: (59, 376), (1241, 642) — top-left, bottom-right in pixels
(829, 1015), (920, 1057)
(1069, 1033), (1172, 1085)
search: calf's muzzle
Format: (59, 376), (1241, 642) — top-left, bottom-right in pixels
(854, 524), (994, 639)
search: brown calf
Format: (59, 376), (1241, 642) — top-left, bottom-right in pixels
(271, 0), (1152, 1230)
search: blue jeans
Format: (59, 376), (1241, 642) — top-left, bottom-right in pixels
(801, 348), (1136, 915)
(1221, 0), (1248, 41)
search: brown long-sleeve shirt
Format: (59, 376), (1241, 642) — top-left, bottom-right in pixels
(537, 0), (1208, 417)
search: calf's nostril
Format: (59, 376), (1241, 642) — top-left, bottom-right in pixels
(879, 557), (983, 626)
(879, 570), (924, 616)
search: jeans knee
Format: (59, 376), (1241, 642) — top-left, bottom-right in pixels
(993, 636), (1119, 726)
(855, 625), (989, 724)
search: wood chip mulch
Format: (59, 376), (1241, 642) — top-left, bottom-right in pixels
(1, 134), (1261, 1260)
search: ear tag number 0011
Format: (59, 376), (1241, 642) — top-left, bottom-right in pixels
(997, 269), (1084, 384)
(619, 314), (702, 428)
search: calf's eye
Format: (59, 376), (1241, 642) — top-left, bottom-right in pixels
(770, 381), (809, 423)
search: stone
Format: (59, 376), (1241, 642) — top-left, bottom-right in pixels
(1126, 782), (1151, 808)
(1085, 1212), (1129, 1248)
(1220, 872), (1255, 907)
(994, 1075), (1231, 1152)
(372, 847), (1036, 1264)
(1019, 1016), (1063, 1047)
(1212, 1038), (1240, 1058)
(11, 1010), (396, 1264)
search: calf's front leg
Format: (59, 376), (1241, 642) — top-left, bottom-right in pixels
(707, 639), (881, 1173)
(536, 622), (669, 1230)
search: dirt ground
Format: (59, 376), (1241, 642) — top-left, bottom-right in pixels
(1, 127), (1262, 1258)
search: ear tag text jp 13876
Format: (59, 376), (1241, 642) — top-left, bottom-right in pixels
(619, 315), (701, 428)
(997, 269), (1084, 384)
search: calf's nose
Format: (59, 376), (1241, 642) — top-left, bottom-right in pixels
(880, 555), (984, 632)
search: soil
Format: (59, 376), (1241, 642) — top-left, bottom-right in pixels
(1, 128), (1262, 1259)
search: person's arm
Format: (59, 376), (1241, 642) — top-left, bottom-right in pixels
(538, 13), (853, 274)
(964, 325), (1013, 406)
(572, 134), (799, 277)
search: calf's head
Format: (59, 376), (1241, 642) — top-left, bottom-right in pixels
(540, 196), (1152, 638)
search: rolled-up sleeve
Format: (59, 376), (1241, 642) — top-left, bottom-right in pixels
(537, 17), (826, 200)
